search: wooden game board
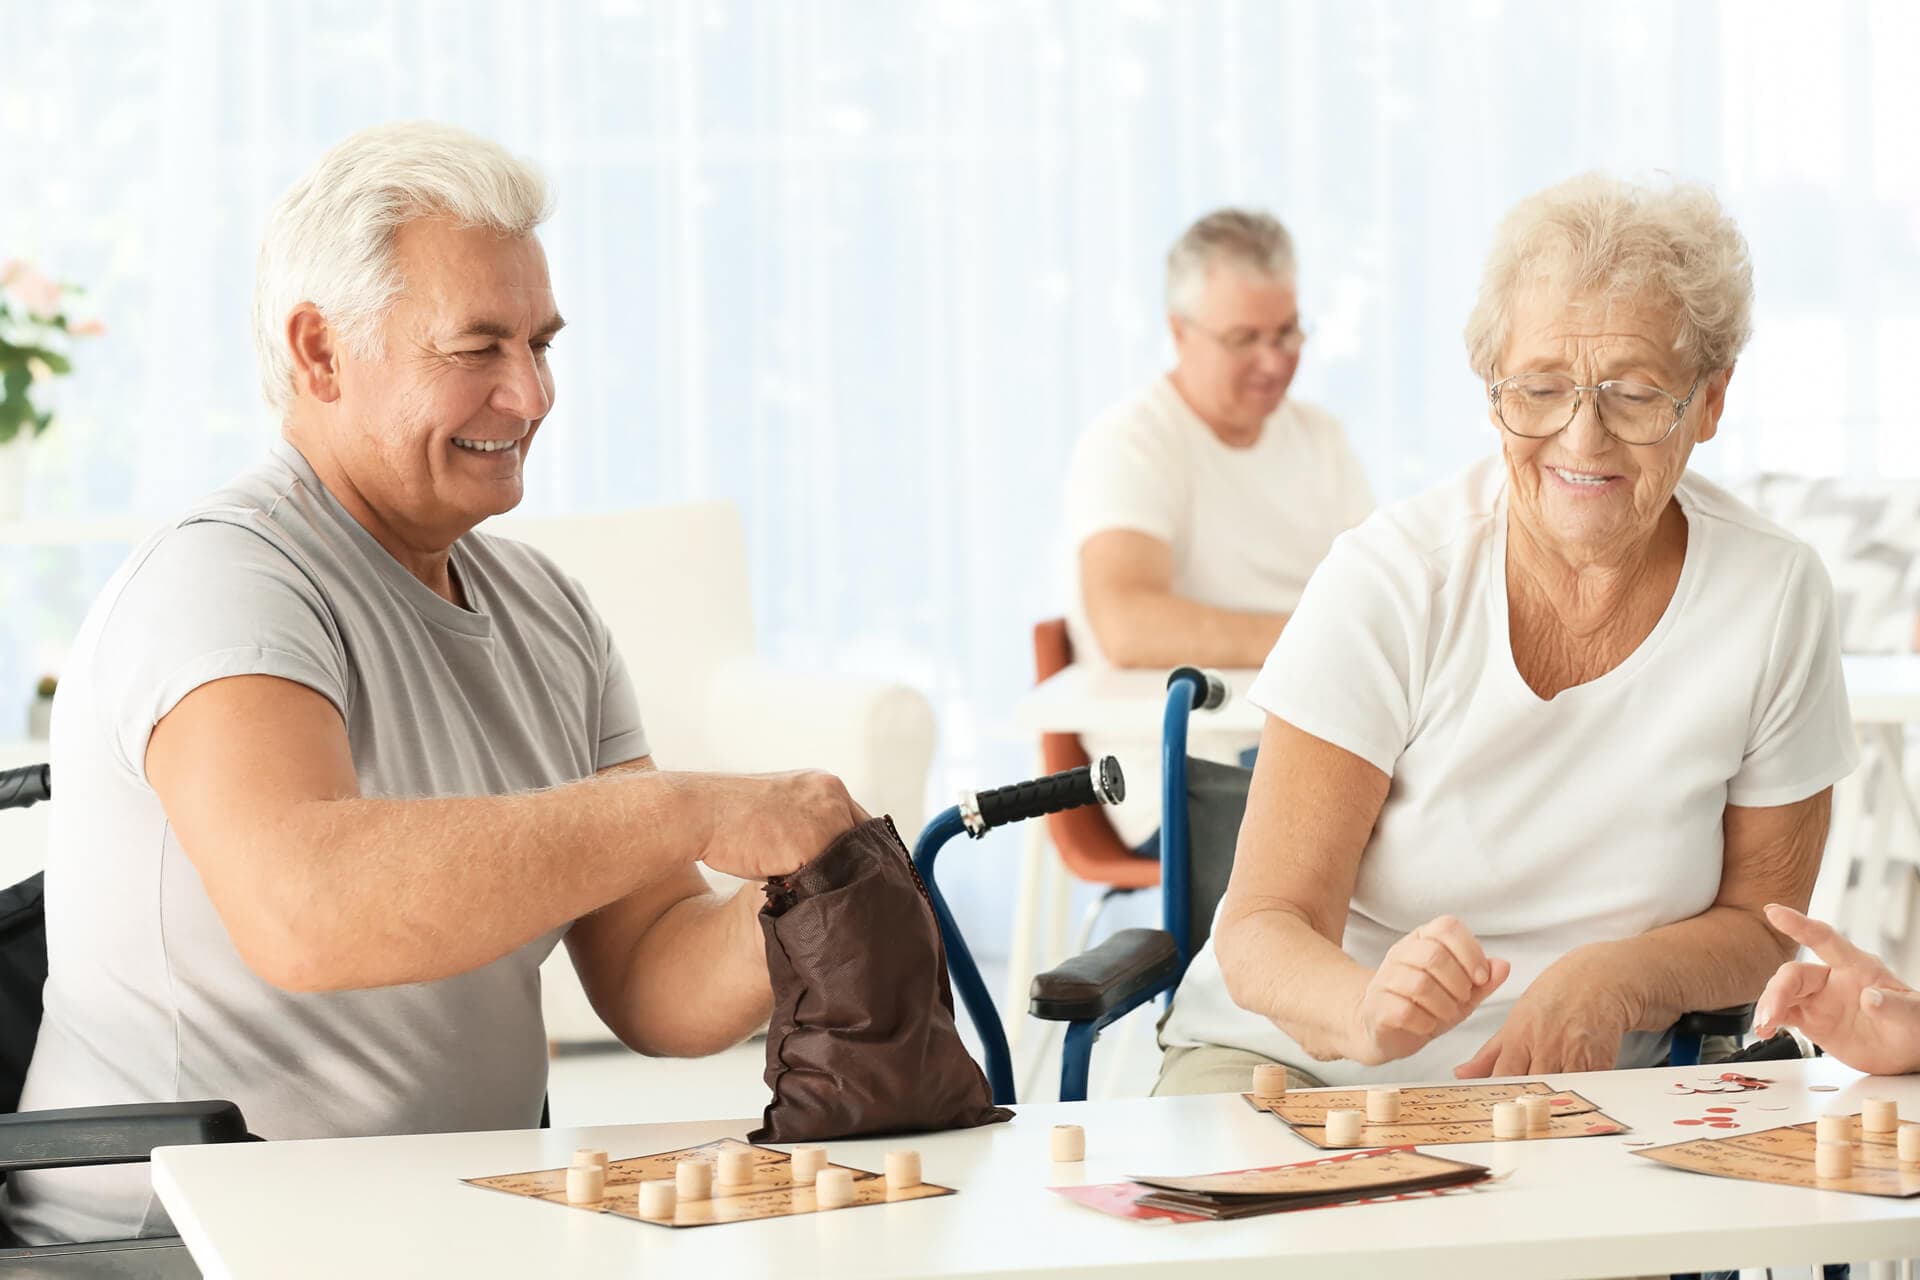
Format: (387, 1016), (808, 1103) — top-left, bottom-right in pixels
(1634, 1115), (1920, 1198)
(464, 1138), (954, 1228)
(1246, 1080), (1629, 1147)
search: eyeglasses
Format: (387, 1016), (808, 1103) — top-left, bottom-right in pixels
(1183, 318), (1308, 356)
(1488, 370), (1702, 447)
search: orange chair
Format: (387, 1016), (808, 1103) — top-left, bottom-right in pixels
(1032, 620), (1160, 893)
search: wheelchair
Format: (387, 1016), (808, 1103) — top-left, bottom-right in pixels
(916, 667), (1785, 1106)
(0, 762), (250, 1275)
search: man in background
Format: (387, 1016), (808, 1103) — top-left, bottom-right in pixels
(1063, 209), (1374, 850)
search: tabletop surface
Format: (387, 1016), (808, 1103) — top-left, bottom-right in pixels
(1014, 655), (1920, 739)
(153, 1057), (1920, 1280)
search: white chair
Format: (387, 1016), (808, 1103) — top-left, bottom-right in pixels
(488, 500), (938, 1043)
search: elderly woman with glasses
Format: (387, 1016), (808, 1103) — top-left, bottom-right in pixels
(1155, 174), (1859, 1095)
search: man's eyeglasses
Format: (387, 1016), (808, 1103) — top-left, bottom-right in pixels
(1183, 318), (1308, 356)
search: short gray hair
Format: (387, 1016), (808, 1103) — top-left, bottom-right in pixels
(1463, 173), (1754, 378)
(252, 121), (554, 410)
(1165, 208), (1297, 315)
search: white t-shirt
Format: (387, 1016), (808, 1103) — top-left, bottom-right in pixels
(1063, 377), (1374, 845)
(1161, 455), (1860, 1085)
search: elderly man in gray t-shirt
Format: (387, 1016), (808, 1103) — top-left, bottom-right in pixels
(2, 123), (865, 1246)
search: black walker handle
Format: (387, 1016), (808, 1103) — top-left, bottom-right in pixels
(0, 764), (51, 811)
(960, 757), (1123, 838)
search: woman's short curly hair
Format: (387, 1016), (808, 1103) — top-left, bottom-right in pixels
(1464, 173), (1754, 378)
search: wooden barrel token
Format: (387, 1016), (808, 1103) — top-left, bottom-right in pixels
(1252, 1063), (1288, 1101)
(1365, 1088), (1401, 1124)
(885, 1149), (922, 1190)
(675, 1158), (713, 1200)
(815, 1167), (856, 1209)
(790, 1145), (828, 1181)
(638, 1179), (677, 1220)
(565, 1164), (605, 1204)
(1324, 1109), (1365, 1146)
(1050, 1124), (1086, 1162)
(717, 1148), (757, 1186)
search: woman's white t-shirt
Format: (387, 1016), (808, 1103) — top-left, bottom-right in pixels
(1161, 455), (1860, 1085)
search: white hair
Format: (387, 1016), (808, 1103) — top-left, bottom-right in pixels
(1165, 208), (1298, 315)
(1464, 173), (1754, 377)
(252, 121), (554, 410)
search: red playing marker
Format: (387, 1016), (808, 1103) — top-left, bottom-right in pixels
(1705, 1107), (1737, 1115)
(1674, 1119), (1706, 1126)
(1708, 1121), (1738, 1128)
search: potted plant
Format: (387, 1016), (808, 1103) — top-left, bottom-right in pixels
(28, 674), (55, 740)
(0, 260), (104, 520)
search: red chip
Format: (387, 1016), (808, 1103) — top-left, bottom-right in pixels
(1674, 1118), (1706, 1125)
(1705, 1107), (1737, 1114)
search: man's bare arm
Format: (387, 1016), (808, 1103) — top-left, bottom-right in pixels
(1080, 529), (1287, 668)
(146, 674), (858, 993)
(564, 758), (785, 1057)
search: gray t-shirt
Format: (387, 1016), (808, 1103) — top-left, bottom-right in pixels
(4, 441), (648, 1244)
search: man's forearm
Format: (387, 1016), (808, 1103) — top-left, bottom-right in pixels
(239, 771), (722, 992)
(604, 884), (774, 1057)
(1090, 588), (1286, 668)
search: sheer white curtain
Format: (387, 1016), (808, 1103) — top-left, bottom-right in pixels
(4, 0), (1918, 946)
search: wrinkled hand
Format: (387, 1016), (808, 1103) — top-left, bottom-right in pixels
(1753, 903), (1920, 1076)
(1348, 916), (1510, 1067)
(1453, 948), (1631, 1078)
(700, 770), (871, 881)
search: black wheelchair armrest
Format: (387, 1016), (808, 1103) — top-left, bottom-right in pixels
(0, 1100), (251, 1175)
(1672, 1003), (1755, 1040)
(1029, 928), (1181, 1023)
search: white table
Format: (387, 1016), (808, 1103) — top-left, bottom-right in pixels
(1843, 655), (1920, 727)
(152, 1057), (1920, 1279)
(1012, 665), (1264, 740)
(1013, 656), (1920, 754)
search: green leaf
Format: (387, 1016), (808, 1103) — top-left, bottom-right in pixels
(30, 408), (52, 437)
(3, 364), (27, 399)
(31, 349), (71, 376)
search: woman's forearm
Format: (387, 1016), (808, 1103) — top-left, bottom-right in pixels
(1586, 904), (1797, 1034)
(1214, 900), (1372, 1061)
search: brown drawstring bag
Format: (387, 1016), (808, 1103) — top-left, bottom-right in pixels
(749, 815), (1013, 1142)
